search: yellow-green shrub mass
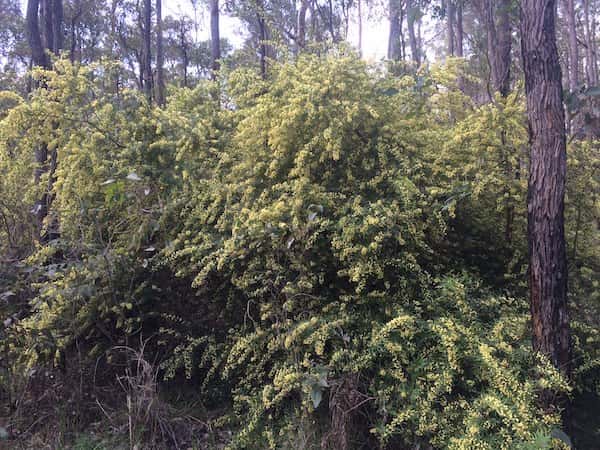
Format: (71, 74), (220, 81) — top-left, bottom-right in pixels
(0, 55), (598, 449)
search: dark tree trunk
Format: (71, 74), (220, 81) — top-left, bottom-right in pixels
(26, 0), (48, 68)
(257, 0), (268, 78)
(520, 0), (571, 411)
(328, 0), (336, 41)
(210, 0), (220, 76)
(456, 1), (464, 57)
(388, 0), (402, 60)
(142, 0), (152, 102)
(407, 0), (420, 65)
(298, 0), (309, 50)
(310, 0), (321, 43)
(156, 0), (165, 105)
(448, 0), (455, 56)
(481, 0), (511, 96)
(51, 0), (63, 53)
(26, 0), (63, 242)
(583, 0), (598, 86)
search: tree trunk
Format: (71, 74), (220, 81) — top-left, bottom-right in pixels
(210, 0), (220, 76)
(388, 0), (402, 60)
(407, 0), (420, 65)
(357, 0), (363, 56)
(456, 1), (464, 57)
(563, 0), (579, 92)
(257, 0), (268, 78)
(484, 0), (511, 96)
(520, 0), (571, 411)
(448, 0), (455, 56)
(26, 0), (62, 242)
(298, 0), (309, 50)
(156, 0), (165, 105)
(583, 0), (598, 85)
(26, 0), (47, 68)
(51, 0), (63, 54)
(142, 0), (152, 102)
(328, 0), (336, 42)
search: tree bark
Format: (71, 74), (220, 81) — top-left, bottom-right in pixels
(583, 0), (598, 85)
(26, 0), (62, 242)
(448, 0), (456, 56)
(156, 0), (165, 105)
(357, 0), (363, 56)
(456, 1), (464, 57)
(407, 0), (420, 65)
(388, 0), (402, 60)
(483, 0), (511, 96)
(520, 0), (571, 409)
(563, 0), (579, 92)
(142, 0), (152, 102)
(257, 0), (268, 78)
(51, 0), (63, 54)
(298, 0), (309, 50)
(210, 0), (221, 77)
(26, 0), (48, 68)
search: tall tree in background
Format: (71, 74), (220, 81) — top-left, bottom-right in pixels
(583, 0), (598, 86)
(455, 0), (463, 57)
(256, 0), (268, 78)
(388, 0), (404, 60)
(475, 0), (514, 242)
(520, 0), (571, 414)
(26, 0), (48, 68)
(357, 0), (364, 56)
(25, 0), (63, 241)
(210, 0), (220, 76)
(477, 0), (511, 96)
(407, 0), (421, 65)
(447, 0), (455, 56)
(562, 0), (579, 92)
(297, 0), (309, 50)
(142, 0), (152, 102)
(156, 0), (165, 105)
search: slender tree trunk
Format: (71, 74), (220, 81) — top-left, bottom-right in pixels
(26, 0), (47, 68)
(210, 0), (220, 76)
(257, 0), (267, 78)
(564, 0), (579, 92)
(484, 0), (511, 96)
(310, 0), (321, 43)
(584, 0), (598, 85)
(26, 0), (62, 242)
(182, 48), (189, 87)
(156, 0), (165, 105)
(388, 0), (402, 60)
(142, 0), (152, 102)
(327, 0), (336, 41)
(407, 0), (420, 65)
(298, 0), (309, 50)
(456, 1), (464, 57)
(448, 0), (455, 56)
(357, 0), (363, 56)
(51, 0), (63, 53)
(520, 0), (571, 412)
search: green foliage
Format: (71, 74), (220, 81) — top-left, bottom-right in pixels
(0, 55), (597, 449)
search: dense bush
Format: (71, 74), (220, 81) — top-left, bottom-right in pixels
(0, 55), (597, 448)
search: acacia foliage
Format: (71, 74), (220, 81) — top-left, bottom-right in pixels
(0, 55), (598, 448)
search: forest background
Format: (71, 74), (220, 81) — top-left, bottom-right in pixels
(0, 0), (599, 449)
